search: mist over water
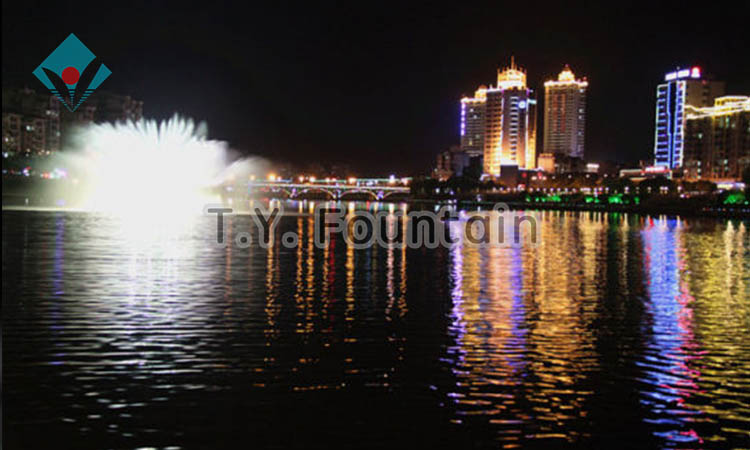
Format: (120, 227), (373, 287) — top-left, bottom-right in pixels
(48, 115), (269, 213)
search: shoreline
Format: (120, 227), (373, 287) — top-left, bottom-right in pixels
(4, 197), (749, 220)
(409, 198), (750, 219)
(3, 177), (748, 219)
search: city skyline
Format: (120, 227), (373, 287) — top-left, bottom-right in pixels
(3, 2), (749, 174)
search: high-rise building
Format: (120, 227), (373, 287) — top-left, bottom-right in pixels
(543, 65), (587, 159)
(653, 67), (725, 169)
(464, 57), (536, 176)
(683, 96), (750, 181)
(2, 112), (22, 155)
(2, 87), (61, 156)
(460, 86), (487, 157)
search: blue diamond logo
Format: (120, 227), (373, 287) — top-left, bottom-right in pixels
(32, 33), (111, 111)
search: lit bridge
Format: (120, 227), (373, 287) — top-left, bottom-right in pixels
(247, 178), (411, 200)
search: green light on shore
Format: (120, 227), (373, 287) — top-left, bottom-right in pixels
(723, 192), (746, 205)
(608, 194), (623, 205)
(585, 196), (601, 204)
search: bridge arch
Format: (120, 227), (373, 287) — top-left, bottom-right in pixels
(338, 189), (380, 200)
(272, 188), (293, 198)
(249, 187), (293, 198)
(293, 188), (337, 200)
(380, 190), (410, 201)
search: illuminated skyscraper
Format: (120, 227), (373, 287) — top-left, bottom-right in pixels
(459, 58), (538, 176)
(460, 86), (487, 157)
(653, 67), (725, 169)
(683, 96), (750, 181)
(543, 65), (587, 159)
(483, 58), (537, 175)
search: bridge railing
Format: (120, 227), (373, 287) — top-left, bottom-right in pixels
(248, 178), (412, 190)
(245, 178), (411, 200)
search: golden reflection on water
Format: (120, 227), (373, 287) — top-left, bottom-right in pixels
(446, 211), (749, 446)
(446, 211), (599, 442)
(678, 220), (750, 443)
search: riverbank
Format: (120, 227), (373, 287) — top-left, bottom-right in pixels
(409, 192), (750, 219)
(4, 176), (749, 218)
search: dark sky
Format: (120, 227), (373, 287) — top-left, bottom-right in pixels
(3, 1), (749, 175)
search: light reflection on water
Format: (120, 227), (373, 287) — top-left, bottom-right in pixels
(2, 205), (749, 448)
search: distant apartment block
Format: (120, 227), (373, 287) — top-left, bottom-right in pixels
(683, 96), (750, 181)
(2, 88), (143, 156)
(2, 87), (61, 156)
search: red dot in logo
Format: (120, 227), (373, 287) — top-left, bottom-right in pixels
(61, 66), (80, 85)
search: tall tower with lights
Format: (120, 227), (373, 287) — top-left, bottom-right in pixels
(459, 57), (538, 177)
(654, 67), (725, 169)
(481, 57), (537, 176)
(543, 65), (588, 159)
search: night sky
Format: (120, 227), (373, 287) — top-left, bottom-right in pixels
(3, 1), (749, 175)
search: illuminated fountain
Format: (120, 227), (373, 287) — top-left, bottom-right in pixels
(75, 115), (230, 215)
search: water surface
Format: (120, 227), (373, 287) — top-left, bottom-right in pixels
(3, 206), (749, 448)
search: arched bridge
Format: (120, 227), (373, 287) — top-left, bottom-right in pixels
(248, 178), (411, 200)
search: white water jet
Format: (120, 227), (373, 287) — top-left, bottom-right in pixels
(73, 115), (243, 215)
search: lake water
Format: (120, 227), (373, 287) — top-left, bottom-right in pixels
(3, 204), (749, 449)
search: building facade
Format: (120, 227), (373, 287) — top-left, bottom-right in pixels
(3, 88), (144, 157)
(683, 96), (750, 181)
(435, 145), (479, 180)
(654, 67), (725, 169)
(2, 87), (61, 156)
(543, 65), (587, 159)
(460, 86), (487, 157)
(538, 152), (584, 174)
(459, 58), (537, 177)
